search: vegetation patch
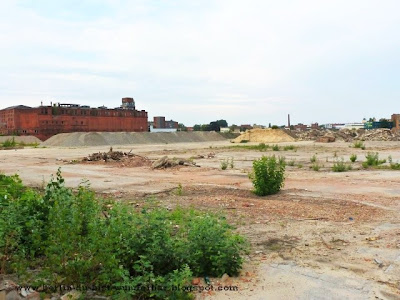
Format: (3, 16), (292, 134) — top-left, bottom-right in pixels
(0, 170), (248, 299)
(249, 155), (285, 196)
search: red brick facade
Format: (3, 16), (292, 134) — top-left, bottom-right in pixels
(0, 99), (148, 141)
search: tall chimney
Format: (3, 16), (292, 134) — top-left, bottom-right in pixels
(288, 114), (291, 129)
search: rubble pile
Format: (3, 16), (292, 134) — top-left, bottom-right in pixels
(293, 129), (400, 142)
(152, 156), (199, 169)
(83, 148), (151, 167)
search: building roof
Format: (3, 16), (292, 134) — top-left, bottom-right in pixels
(2, 105), (32, 110)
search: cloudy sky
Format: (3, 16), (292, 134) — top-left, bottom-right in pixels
(0, 0), (399, 126)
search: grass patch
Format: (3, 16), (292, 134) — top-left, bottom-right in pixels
(353, 141), (366, 150)
(350, 154), (357, 163)
(271, 144), (280, 151)
(283, 145), (296, 151)
(362, 152), (386, 168)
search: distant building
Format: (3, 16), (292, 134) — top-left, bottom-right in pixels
(150, 116), (178, 132)
(0, 97), (148, 141)
(240, 124), (253, 131)
(311, 123), (319, 130)
(344, 123), (365, 130)
(392, 114), (400, 131)
(220, 127), (230, 133)
(294, 123), (307, 131)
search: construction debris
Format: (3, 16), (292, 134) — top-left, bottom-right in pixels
(152, 156), (199, 169)
(82, 148), (151, 167)
(293, 128), (400, 142)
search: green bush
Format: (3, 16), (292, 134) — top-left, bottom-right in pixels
(353, 141), (365, 149)
(332, 158), (351, 172)
(350, 154), (357, 162)
(272, 144), (280, 151)
(220, 159), (228, 170)
(283, 145), (296, 151)
(311, 163), (321, 171)
(362, 152), (386, 168)
(310, 154), (317, 163)
(249, 156), (285, 196)
(0, 171), (248, 299)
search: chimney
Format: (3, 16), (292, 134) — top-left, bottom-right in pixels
(288, 114), (291, 129)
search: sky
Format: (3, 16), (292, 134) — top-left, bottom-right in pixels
(0, 0), (399, 126)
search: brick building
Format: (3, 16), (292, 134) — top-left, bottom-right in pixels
(0, 97), (148, 140)
(392, 114), (400, 131)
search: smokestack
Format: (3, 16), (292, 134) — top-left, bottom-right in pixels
(288, 114), (291, 129)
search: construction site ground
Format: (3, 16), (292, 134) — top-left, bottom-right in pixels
(1, 140), (400, 300)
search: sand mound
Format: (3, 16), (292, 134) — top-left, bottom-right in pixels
(43, 131), (227, 147)
(233, 129), (296, 143)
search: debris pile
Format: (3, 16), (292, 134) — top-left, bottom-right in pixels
(152, 156), (199, 169)
(82, 148), (151, 167)
(293, 128), (400, 142)
(232, 128), (295, 143)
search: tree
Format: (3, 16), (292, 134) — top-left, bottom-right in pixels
(178, 123), (187, 131)
(209, 121), (220, 132)
(216, 120), (228, 128)
(193, 124), (201, 131)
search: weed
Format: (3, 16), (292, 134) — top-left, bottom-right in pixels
(287, 160), (296, 166)
(362, 152), (386, 168)
(1, 138), (16, 148)
(228, 157), (234, 169)
(310, 154), (317, 163)
(353, 141), (365, 149)
(283, 145), (296, 151)
(297, 164), (303, 168)
(240, 140), (249, 143)
(176, 183), (183, 196)
(332, 158), (351, 172)
(220, 159), (228, 170)
(272, 144), (280, 151)
(311, 163), (321, 171)
(350, 154), (357, 163)
(0, 171), (248, 299)
(249, 156), (285, 196)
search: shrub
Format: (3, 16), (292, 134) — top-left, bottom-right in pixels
(353, 141), (365, 149)
(311, 163), (321, 171)
(350, 154), (357, 162)
(363, 152), (386, 168)
(332, 158), (351, 172)
(310, 154), (317, 163)
(220, 159), (228, 170)
(390, 163), (400, 170)
(283, 145), (296, 151)
(0, 171), (248, 299)
(271, 125), (279, 129)
(249, 156), (285, 196)
(272, 144), (280, 151)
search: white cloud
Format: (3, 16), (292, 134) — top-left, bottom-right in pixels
(0, 0), (399, 125)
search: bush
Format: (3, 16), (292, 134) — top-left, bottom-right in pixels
(353, 141), (365, 149)
(283, 145), (296, 151)
(272, 144), (280, 151)
(363, 152), (386, 168)
(220, 159), (228, 170)
(311, 163), (321, 171)
(0, 171), (248, 299)
(249, 156), (285, 196)
(310, 154), (317, 163)
(350, 154), (357, 162)
(332, 158), (351, 172)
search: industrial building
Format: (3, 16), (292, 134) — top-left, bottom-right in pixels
(392, 114), (400, 131)
(0, 97), (148, 140)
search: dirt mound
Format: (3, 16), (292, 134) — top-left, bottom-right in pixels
(232, 129), (296, 143)
(43, 131), (227, 147)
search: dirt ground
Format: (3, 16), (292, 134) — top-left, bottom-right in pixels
(1, 140), (400, 299)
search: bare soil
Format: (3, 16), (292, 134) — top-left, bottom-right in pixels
(1, 140), (400, 299)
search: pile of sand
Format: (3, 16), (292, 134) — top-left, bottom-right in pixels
(43, 131), (227, 147)
(232, 129), (296, 143)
